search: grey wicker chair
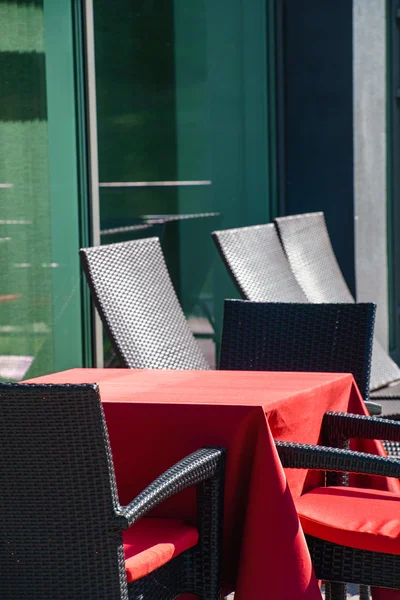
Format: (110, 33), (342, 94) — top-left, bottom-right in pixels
(212, 223), (308, 304)
(211, 224), (380, 416)
(275, 211), (400, 419)
(80, 237), (209, 370)
(220, 300), (400, 599)
(0, 381), (225, 600)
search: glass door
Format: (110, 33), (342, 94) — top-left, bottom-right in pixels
(90, 0), (276, 366)
(0, 0), (84, 379)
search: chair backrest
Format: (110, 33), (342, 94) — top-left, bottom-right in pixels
(275, 212), (400, 390)
(220, 300), (376, 401)
(0, 382), (127, 600)
(80, 237), (209, 370)
(275, 212), (354, 303)
(211, 223), (307, 302)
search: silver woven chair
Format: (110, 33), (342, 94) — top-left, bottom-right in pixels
(275, 212), (400, 420)
(80, 237), (209, 370)
(211, 224), (380, 419)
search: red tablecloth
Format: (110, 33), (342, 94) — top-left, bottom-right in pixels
(27, 369), (400, 600)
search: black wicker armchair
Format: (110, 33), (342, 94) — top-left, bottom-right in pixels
(220, 300), (400, 598)
(219, 300), (375, 409)
(276, 416), (400, 599)
(275, 211), (400, 418)
(0, 382), (225, 600)
(80, 237), (209, 370)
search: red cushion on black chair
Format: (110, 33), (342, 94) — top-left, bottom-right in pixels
(123, 517), (199, 582)
(297, 486), (400, 555)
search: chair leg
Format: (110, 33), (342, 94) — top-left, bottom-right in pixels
(196, 455), (226, 600)
(325, 581), (347, 600)
(359, 585), (370, 600)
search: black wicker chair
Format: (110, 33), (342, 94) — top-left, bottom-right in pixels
(220, 300), (375, 411)
(0, 381), (225, 600)
(276, 422), (400, 600)
(220, 300), (400, 598)
(275, 211), (400, 418)
(80, 237), (209, 370)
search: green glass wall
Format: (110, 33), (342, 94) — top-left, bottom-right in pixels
(93, 0), (275, 365)
(0, 0), (84, 379)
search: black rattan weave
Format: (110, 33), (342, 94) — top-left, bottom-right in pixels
(0, 382), (225, 600)
(221, 300), (391, 598)
(276, 439), (400, 597)
(80, 237), (209, 370)
(275, 212), (400, 415)
(220, 300), (375, 403)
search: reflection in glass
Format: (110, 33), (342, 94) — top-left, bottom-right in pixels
(0, 0), (54, 379)
(93, 0), (218, 365)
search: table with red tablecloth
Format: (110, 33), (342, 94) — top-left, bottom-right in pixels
(27, 368), (400, 599)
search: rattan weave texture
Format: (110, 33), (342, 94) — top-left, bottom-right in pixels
(0, 382), (225, 600)
(80, 237), (209, 370)
(276, 439), (400, 596)
(0, 382), (126, 600)
(323, 411), (400, 448)
(213, 222), (396, 454)
(220, 300), (375, 403)
(275, 212), (400, 404)
(212, 223), (308, 302)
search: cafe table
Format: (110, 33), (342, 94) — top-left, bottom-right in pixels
(26, 368), (400, 600)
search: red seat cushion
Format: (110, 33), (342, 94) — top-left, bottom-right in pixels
(297, 486), (400, 555)
(123, 517), (199, 582)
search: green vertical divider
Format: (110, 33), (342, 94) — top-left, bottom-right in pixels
(43, 0), (84, 371)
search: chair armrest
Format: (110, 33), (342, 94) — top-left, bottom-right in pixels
(275, 440), (400, 478)
(365, 401), (382, 416)
(115, 447), (226, 529)
(323, 411), (400, 446)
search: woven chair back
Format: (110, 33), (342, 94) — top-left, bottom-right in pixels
(212, 223), (307, 302)
(80, 237), (209, 370)
(275, 212), (400, 391)
(220, 301), (375, 402)
(0, 382), (128, 600)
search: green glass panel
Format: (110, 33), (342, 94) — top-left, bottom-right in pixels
(0, 0), (83, 379)
(0, 0), (53, 379)
(93, 0), (274, 367)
